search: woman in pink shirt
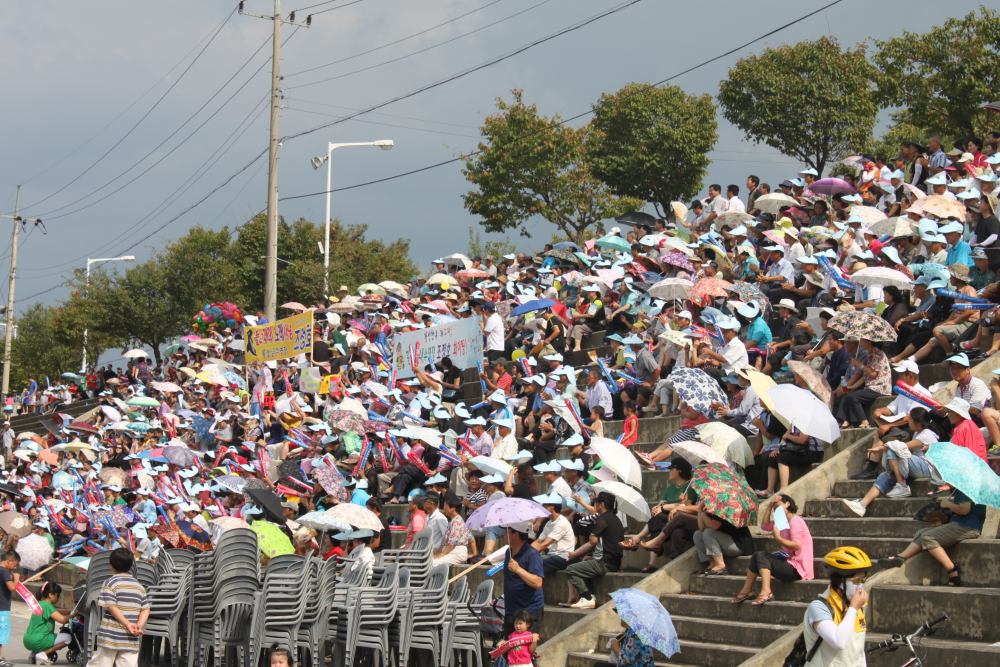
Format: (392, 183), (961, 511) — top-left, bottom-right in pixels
(730, 494), (813, 606)
(404, 494), (427, 548)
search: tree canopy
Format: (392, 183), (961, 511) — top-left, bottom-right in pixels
(718, 36), (879, 176)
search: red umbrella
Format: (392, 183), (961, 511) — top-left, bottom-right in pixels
(689, 278), (733, 300)
(66, 421), (100, 436)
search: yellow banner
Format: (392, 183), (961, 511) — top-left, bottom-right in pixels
(245, 311), (313, 362)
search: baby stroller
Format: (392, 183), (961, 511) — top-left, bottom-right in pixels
(61, 582), (88, 665)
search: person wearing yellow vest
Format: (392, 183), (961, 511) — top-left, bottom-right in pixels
(803, 547), (871, 667)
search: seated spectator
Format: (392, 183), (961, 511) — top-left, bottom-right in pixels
(692, 506), (755, 575)
(731, 494), (813, 605)
(562, 492), (624, 609)
(765, 424), (825, 493)
(906, 267), (981, 363)
(843, 407), (942, 514)
(878, 488), (986, 586)
(622, 457), (695, 572)
(835, 338), (892, 428)
(480, 474), (507, 554)
(432, 497), (471, 566)
(403, 493), (426, 549)
(530, 492), (575, 573)
(868, 358), (928, 443)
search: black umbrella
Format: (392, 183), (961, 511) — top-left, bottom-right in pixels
(39, 419), (62, 437)
(246, 487), (286, 523)
(0, 483), (22, 497)
(241, 477), (269, 504)
(615, 211), (658, 227)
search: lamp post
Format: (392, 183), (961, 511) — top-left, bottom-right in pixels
(81, 256), (135, 372)
(311, 140), (393, 297)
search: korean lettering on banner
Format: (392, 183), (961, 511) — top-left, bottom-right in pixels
(244, 311), (314, 362)
(392, 317), (484, 379)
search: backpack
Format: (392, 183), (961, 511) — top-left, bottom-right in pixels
(783, 598), (833, 667)
(479, 595), (505, 637)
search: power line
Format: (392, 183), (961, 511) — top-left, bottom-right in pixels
(308, 0), (366, 15)
(286, 0), (552, 90)
(284, 105), (480, 137)
(284, 96), (481, 128)
(19, 3), (241, 214)
(285, 0), (506, 78)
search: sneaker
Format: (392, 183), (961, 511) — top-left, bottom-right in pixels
(886, 483), (912, 498)
(570, 597), (596, 609)
(842, 499), (867, 517)
(35, 654), (51, 666)
(850, 468), (878, 481)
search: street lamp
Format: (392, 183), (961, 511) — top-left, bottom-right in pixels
(81, 256), (135, 372)
(310, 140), (393, 297)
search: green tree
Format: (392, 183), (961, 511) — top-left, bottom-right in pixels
(467, 227), (518, 262)
(718, 36), (879, 176)
(462, 89), (643, 245)
(160, 225), (243, 314)
(587, 83), (718, 218)
(872, 8), (1000, 138)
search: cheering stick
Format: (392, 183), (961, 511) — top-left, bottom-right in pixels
(518, 358), (533, 377)
(936, 288), (988, 304)
(893, 381), (943, 411)
(448, 545), (509, 583)
(595, 358), (620, 393)
(407, 452), (432, 475)
(285, 477), (314, 493)
(469, 400), (490, 411)
(613, 370), (641, 385)
(276, 485), (307, 498)
(456, 429), (478, 458)
(702, 314), (727, 345)
(376, 441), (389, 471)
(564, 399), (587, 430)
(476, 360), (488, 395)
(367, 411), (393, 424)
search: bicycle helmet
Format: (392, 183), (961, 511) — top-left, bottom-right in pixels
(822, 546), (872, 576)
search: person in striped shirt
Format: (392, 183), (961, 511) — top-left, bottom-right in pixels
(89, 548), (150, 667)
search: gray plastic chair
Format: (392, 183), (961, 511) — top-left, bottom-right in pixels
(449, 580), (494, 667)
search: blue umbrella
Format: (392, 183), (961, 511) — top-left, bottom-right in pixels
(136, 452), (168, 463)
(609, 588), (680, 658)
(222, 371), (247, 390)
(669, 367), (728, 419)
(926, 442), (1000, 508)
(192, 415), (216, 447)
(595, 235), (632, 253)
(125, 422), (151, 433)
(553, 241), (582, 251)
(573, 252), (592, 266)
(431, 314), (458, 325)
(511, 299), (558, 316)
(640, 271), (663, 283)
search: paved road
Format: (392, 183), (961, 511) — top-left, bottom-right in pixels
(3, 601), (78, 665)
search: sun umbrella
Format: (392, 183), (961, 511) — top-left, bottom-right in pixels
(356, 283), (387, 296)
(211, 516), (251, 533)
(281, 302), (307, 311)
(431, 314), (458, 325)
(240, 478), (270, 505)
(246, 488), (286, 523)
(808, 178), (856, 197)
(176, 519), (212, 546)
(151, 523), (185, 548)
(163, 344), (185, 355)
(595, 235), (633, 254)
(511, 299), (558, 316)
(588, 438), (643, 488)
(328, 302), (360, 314)
(252, 520), (294, 558)
(313, 466), (352, 502)
(51, 439), (94, 453)
(669, 441), (727, 466)
(442, 253), (472, 269)
(616, 211), (657, 227)
(742, 369), (789, 429)
(592, 481), (651, 522)
(16, 534), (54, 571)
(669, 367), (728, 419)
(608, 588), (680, 658)
(467, 456), (512, 478)
(196, 370), (228, 386)
(424, 273), (451, 286)
(766, 384), (841, 443)
(647, 278), (694, 301)
(61, 372), (80, 381)
(920, 194), (967, 222)
(153, 382), (183, 393)
(901, 182), (927, 201)
(786, 361), (833, 408)
(326, 410), (368, 436)
(296, 511), (351, 533)
(829, 310), (897, 342)
(455, 268), (491, 280)
(127, 397), (160, 408)
(694, 422), (755, 469)
(465, 497), (549, 529)
(658, 252), (695, 273)
(111, 506), (142, 526)
(98, 467), (129, 487)
(0, 512), (32, 537)
(553, 241), (582, 251)
(714, 211), (754, 229)
(191, 416), (216, 446)
(378, 280), (408, 295)
(222, 371), (246, 390)
(753, 193), (798, 214)
(212, 475), (249, 493)
(160, 446), (199, 468)
(325, 503), (383, 531)
(51, 471), (74, 490)
(726, 282), (772, 318)
(543, 249), (578, 264)
(691, 463), (758, 528)
(871, 216), (915, 238)
(926, 442), (1000, 508)
(851, 267), (913, 291)
(847, 205), (886, 224)
(123, 349), (148, 358)
(36, 450), (59, 466)
(689, 278), (733, 300)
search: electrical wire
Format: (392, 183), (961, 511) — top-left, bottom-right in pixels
(308, 0), (366, 16)
(19, 2), (241, 214)
(284, 0), (506, 78)
(284, 96), (481, 128)
(283, 106), (480, 137)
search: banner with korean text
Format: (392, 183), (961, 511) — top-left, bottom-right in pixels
(393, 317), (483, 379)
(245, 311), (314, 362)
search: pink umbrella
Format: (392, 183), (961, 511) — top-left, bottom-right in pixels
(670, 441), (727, 465)
(658, 252), (695, 272)
(181, 335), (201, 342)
(807, 178), (856, 196)
(426, 300), (450, 313)
(455, 269), (490, 280)
(281, 302), (306, 311)
(596, 269), (624, 288)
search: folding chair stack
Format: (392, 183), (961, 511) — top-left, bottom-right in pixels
(142, 560), (193, 667)
(330, 563), (401, 667)
(449, 580), (495, 667)
(246, 554), (317, 667)
(392, 563), (450, 667)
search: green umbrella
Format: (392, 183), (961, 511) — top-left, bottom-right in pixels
(127, 397), (160, 408)
(690, 463), (758, 528)
(573, 252), (592, 266)
(665, 228), (691, 242)
(163, 344), (185, 355)
(357, 283), (387, 296)
(595, 235), (632, 253)
(252, 520), (294, 558)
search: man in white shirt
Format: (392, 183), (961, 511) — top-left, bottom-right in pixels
(480, 302), (506, 362)
(693, 317), (748, 385)
(726, 184), (746, 212)
(700, 184), (728, 228)
(424, 493), (450, 551)
(530, 492), (576, 572)
(925, 172), (955, 199)
(490, 418), (518, 461)
(871, 359), (926, 436)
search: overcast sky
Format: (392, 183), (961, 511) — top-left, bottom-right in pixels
(0, 0), (987, 310)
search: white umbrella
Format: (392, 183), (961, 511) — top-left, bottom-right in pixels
(123, 349), (148, 358)
(694, 422), (755, 469)
(227, 340), (245, 351)
(331, 399), (367, 418)
(426, 273), (453, 286)
(378, 280), (408, 298)
(296, 510), (351, 532)
(324, 503), (383, 531)
(442, 253), (472, 270)
(15, 432), (38, 441)
(766, 384), (842, 443)
(588, 437), (642, 489)
(669, 441), (727, 465)
(408, 427), (443, 447)
(648, 278), (694, 301)
(593, 481), (651, 522)
(101, 406), (122, 422)
(15, 533), (53, 571)
(850, 267), (914, 291)
(469, 456), (513, 478)
(753, 193), (798, 214)
(658, 236), (695, 257)
(153, 382), (183, 393)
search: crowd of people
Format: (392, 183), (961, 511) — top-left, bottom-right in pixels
(1, 140), (999, 666)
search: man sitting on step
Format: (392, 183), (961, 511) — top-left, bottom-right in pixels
(560, 492), (624, 609)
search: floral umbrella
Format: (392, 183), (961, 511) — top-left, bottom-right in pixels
(847, 205), (887, 224)
(829, 310), (897, 342)
(850, 267), (913, 291)
(713, 211), (753, 229)
(761, 230), (789, 247)
(326, 410), (369, 436)
(313, 465), (352, 502)
(647, 278), (694, 301)
(691, 462), (758, 528)
(689, 278), (733, 300)
(787, 361), (833, 408)
(98, 467), (129, 487)
(726, 282), (771, 318)
(659, 252), (695, 272)
(222, 372), (247, 390)
(784, 207), (811, 225)
(455, 268), (491, 280)
(16, 533), (53, 571)
(920, 194), (967, 222)
(595, 269), (624, 289)
(669, 367), (728, 418)
(324, 503), (384, 531)
(150, 523), (185, 548)
(694, 422), (755, 469)
(543, 249), (579, 264)
(871, 216), (915, 238)
(241, 477), (270, 504)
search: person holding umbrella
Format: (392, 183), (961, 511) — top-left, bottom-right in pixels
(502, 520), (545, 637)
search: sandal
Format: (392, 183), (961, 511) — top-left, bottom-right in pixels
(704, 567), (729, 576)
(926, 485), (952, 497)
(620, 540), (639, 551)
(751, 592), (775, 606)
(641, 564), (658, 573)
(946, 565), (961, 586)
(639, 541), (663, 554)
(730, 592), (752, 604)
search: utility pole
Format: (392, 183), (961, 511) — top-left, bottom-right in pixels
(239, 1), (310, 322)
(0, 187), (42, 400)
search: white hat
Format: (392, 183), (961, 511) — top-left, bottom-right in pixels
(492, 418), (514, 429)
(716, 317), (741, 331)
(559, 458), (586, 471)
(676, 310), (693, 320)
(533, 461), (563, 473)
(925, 172), (948, 186)
(560, 433), (585, 448)
(892, 358), (919, 375)
(942, 397), (972, 421)
(798, 168), (819, 177)
(464, 416), (487, 426)
(489, 389), (507, 403)
(776, 299), (798, 314)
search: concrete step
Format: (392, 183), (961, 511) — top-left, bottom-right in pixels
(447, 565), (648, 607)
(666, 616), (794, 649)
(865, 633), (1000, 667)
(953, 540), (1000, 588)
(688, 575), (828, 604)
(660, 593), (808, 626)
(869, 584), (1000, 643)
(755, 535), (912, 559)
(540, 605), (594, 639)
(805, 497), (929, 518)
(803, 517), (925, 539)
(832, 479), (938, 498)
(568, 652), (698, 667)
(670, 639), (757, 667)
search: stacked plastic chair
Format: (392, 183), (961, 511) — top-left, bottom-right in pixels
(186, 528), (261, 667)
(82, 551), (121, 663)
(295, 556), (341, 667)
(142, 559), (193, 667)
(330, 563), (400, 667)
(439, 576), (470, 667)
(448, 580), (494, 667)
(246, 554), (317, 667)
(134, 560), (158, 590)
(375, 528), (433, 588)
(392, 563), (450, 667)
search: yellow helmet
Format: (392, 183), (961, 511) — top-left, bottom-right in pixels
(823, 547), (872, 575)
